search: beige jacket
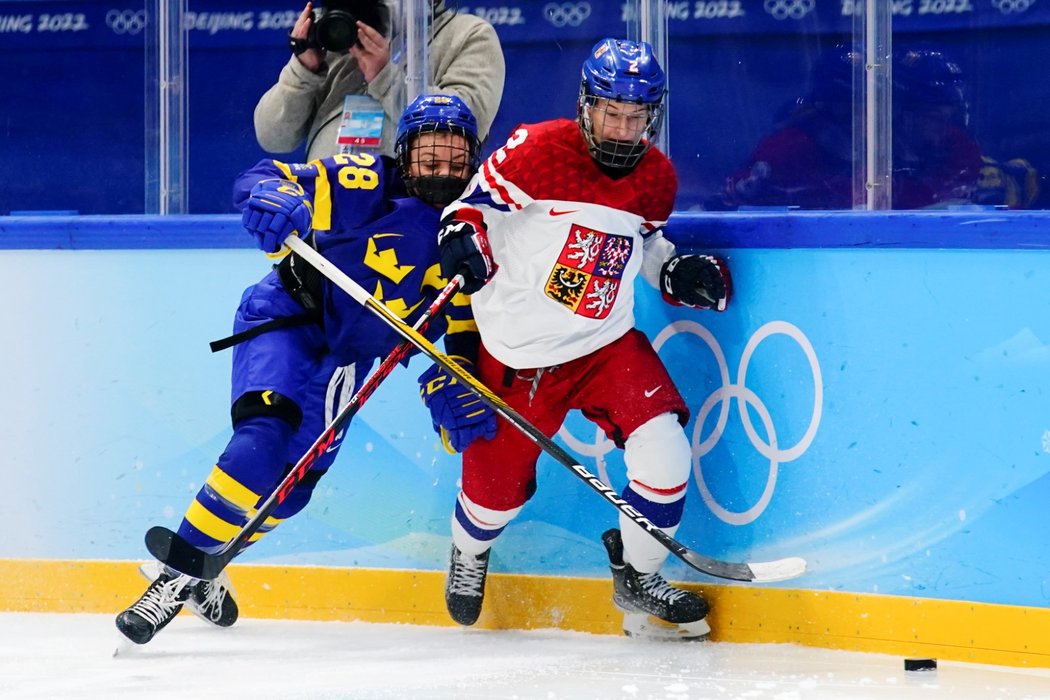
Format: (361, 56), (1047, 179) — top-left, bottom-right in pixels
(253, 5), (505, 160)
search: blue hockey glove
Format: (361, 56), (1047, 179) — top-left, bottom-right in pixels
(242, 179), (314, 254)
(418, 361), (497, 453)
(660, 254), (732, 312)
(438, 208), (496, 295)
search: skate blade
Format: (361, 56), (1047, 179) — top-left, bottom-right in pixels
(112, 631), (143, 658)
(622, 612), (711, 641)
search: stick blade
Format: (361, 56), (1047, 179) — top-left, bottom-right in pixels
(745, 556), (808, 583)
(144, 526), (225, 580)
(680, 549), (807, 583)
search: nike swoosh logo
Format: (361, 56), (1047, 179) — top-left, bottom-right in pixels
(644, 386), (662, 398)
(549, 207), (579, 216)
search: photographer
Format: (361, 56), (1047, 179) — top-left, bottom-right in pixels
(254, 0), (504, 161)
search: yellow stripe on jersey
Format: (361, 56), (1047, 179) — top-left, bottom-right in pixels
(446, 317), (479, 335)
(447, 293), (478, 332)
(309, 161), (334, 231)
(274, 160), (295, 181)
(271, 159), (330, 236)
(204, 464), (261, 512)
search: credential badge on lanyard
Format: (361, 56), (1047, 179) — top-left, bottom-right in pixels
(337, 94), (385, 154)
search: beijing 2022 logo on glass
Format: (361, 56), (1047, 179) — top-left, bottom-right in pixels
(560, 319), (822, 526)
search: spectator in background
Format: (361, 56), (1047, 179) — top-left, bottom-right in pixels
(712, 43), (1038, 210)
(893, 46), (1039, 210)
(255, 0), (504, 161)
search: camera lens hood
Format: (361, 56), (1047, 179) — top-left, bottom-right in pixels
(314, 9), (358, 53)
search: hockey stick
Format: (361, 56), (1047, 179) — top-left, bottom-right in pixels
(144, 269), (465, 580)
(286, 235), (807, 583)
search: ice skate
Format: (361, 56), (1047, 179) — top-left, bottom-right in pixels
(115, 570), (192, 644)
(602, 528), (711, 641)
(445, 544), (490, 626)
(139, 560), (239, 628)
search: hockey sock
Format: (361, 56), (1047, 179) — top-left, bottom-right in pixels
(177, 416), (295, 550)
(451, 491), (522, 556)
(621, 412), (690, 572)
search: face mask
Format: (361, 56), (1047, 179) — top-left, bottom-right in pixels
(407, 175), (470, 208)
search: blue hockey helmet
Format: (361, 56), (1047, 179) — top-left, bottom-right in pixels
(578, 38), (666, 169)
(395, 94), (481, 207)
(581, 37), (666, 105)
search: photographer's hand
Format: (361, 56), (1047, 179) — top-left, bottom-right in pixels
(293, 2), (323, 73)
(351, 21), (390, 83)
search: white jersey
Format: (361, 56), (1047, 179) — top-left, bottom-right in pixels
(444, 119), (678, 369)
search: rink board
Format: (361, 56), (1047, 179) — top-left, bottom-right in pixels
(2, 213), (1049, 667)
(2, 559), (1049, 669)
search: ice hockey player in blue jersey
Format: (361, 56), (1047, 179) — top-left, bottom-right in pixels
(115, 94), (486, 645)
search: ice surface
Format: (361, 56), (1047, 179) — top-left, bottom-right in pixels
(2, 612), (1048, 699)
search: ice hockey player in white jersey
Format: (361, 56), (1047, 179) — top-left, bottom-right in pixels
(417, 38), (732, 640)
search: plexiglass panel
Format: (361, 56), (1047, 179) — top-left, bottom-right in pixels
(482, 3), (619, 157)
(665, 1), (1050, 211)
(888, 6), (1048, 211)
(665, 13), (853, 210)
(0, 1), (150, 214)
(2, 1), (1047, 214)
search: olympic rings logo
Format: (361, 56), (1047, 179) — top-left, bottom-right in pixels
(543, 1), (591, 27)
(559, 319), (822, 526)
(106, 9), (147, 35)
(763, 0), (815, 20)
(665, 320), (822, 525)
(991, 0), (1035, 14)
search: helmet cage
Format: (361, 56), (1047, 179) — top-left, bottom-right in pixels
(576, 38), (666, 169)
(398, 123), (480, 207)
(578, 90), (664, 169)
(395, 95), (481, 207)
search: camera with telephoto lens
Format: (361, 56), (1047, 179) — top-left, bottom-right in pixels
(307, 0), (388, 53)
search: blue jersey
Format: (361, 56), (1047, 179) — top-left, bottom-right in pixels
(173, 153), (478, 555)
(233, 153), (456, 365)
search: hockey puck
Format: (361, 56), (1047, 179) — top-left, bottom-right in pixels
(904, 658), (937, 672)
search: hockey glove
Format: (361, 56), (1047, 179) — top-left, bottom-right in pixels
(438, 209), (496, 295)
(418, 361), (497, 453)
(242, 179), (314, 254)
(660, 254), (732, 312)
